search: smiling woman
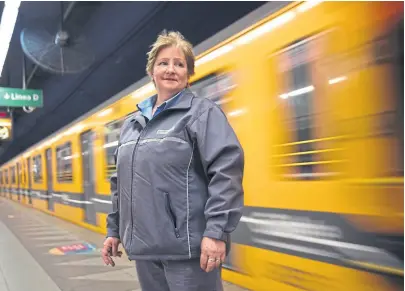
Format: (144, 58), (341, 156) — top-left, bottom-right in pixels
(103, 30), (245, 291)
(0, 2), (403, 291)
(150, 45), (189, 108)
(145, 31), (195, 109)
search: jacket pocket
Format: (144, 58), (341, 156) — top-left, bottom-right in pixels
(164, 192), (180, 238)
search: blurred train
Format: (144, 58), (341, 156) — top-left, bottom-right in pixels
(0, 1), (403, 290)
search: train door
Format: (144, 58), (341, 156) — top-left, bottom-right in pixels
(0, 171), (3, 197)
(6, 169), (10, 199)
(26, 157), (32, 204)
(45, 148), (54, 211)
(80, 130), (97, 225)
(21, 161), (27, 204)
(16, 162), (21, 201)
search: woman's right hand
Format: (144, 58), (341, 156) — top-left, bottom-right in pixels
(102, 237), (122, 267)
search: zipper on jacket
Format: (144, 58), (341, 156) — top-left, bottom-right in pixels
(129, 135), (140, 250)
(130, 109), (184, 248)
(164, 192), (180, 238)
(129, 117), (157, 249)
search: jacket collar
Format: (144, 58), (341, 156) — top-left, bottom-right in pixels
(130, 88), (194, 125)
(169, 88), (194, 109)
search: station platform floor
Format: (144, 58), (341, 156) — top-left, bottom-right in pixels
(0, 198), (248, 291)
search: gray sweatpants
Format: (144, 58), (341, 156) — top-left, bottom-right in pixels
(135, 258), (224, 291)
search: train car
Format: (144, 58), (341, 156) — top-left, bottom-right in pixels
(0, 1), (403, 290)
(9, 161), (18, 201)
(0, 161), (10, 199)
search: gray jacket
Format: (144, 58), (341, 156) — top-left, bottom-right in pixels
(106, 89), (244, 260)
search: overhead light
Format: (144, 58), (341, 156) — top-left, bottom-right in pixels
(328, 76), (347, 85)
(0, 1), (21, 77)
(280, 85), (314, 99)
(227, 108), (247, 118)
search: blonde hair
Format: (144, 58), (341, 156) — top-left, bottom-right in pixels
(146, 30), (195, 79)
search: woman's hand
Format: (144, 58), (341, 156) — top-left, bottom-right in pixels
(102, 237), (122, 267)
(200, 237), (226, 272)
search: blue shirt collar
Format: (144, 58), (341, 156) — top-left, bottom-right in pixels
(137, 89), (184, 120)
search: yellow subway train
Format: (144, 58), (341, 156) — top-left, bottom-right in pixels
(0, 1), (403, 290)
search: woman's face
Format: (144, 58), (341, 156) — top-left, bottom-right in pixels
(152, 45), (188, 96)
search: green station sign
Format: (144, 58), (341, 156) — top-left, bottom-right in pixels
(0, 87), (43, 107)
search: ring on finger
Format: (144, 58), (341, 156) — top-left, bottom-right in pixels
(208, 257), (221, 263)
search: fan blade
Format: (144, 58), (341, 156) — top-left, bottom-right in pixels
(20, 27), (95, 74)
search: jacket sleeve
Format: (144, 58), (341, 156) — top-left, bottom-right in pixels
(190, 104), (244, 242)
(106, 147), (120, 238)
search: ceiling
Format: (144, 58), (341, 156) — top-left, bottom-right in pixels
(0, 1), (265, 164)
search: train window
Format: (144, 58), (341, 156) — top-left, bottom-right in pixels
(392, 21), (403, 175)
(189, 72), (235, 106)
(104, 118), (124, 181)
(279, 39), (317, 176)
(10, 166), (16, 184)
(21, 161), (26, 186)
(17, 162), (21, 185)
(56, 142), (73, 183)
(32, 155), (43, 183)
(273, 33), (331, 180)
(4, 169), (8, 184)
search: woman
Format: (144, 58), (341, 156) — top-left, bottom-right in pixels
(102, 30), (244, 291)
